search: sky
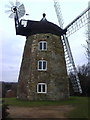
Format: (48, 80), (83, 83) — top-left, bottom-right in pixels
(0, 0), (89, 82)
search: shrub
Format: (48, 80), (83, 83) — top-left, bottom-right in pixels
(2, 100), (9, 120)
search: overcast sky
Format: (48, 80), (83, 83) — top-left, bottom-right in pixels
(0, 0), (89, 82)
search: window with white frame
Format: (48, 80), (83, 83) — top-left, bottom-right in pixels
(38, 41), (47, 51)
(37, 83), (47, 93)
(38, 60), (47, 71)
(21, 20), (28, 27)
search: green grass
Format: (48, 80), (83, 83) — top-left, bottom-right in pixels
(3, 96), (89, 118)
(3, 97), (71, 107)
(65, 97), (89, 118)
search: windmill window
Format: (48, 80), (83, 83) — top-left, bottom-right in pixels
(37, 83), (47, 93)
(38, 41), (47, 51)
(38, 60), (47, 71)
(21, 20), (27, 27)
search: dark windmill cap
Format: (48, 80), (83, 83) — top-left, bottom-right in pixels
(27, 13), (64, 36)
(17, 13), (66, 36)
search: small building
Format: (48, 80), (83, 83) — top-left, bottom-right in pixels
(6, 89), (16, 98)
(17, 14), (69, 100)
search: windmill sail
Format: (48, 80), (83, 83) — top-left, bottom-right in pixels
(62, 35), (82, 93)
(88, 1), (90, 64)
(54, 0), (82, 93)
(54, 0), (64, 28)
(64, 6), (90, 37)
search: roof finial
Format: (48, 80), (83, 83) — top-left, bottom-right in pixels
(43, 13), (46, 18)
(41, 13), (47, 21)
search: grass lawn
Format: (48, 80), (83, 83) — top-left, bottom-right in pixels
(2, 96), (89, 118)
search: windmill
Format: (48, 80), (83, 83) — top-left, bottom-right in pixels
(5, 1), (90, 100)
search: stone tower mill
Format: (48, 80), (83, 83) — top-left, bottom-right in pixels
(16, 14), (69, 100)
(6, 0), (90, 100)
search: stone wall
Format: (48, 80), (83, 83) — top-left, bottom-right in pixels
(17, 33), (69, 100)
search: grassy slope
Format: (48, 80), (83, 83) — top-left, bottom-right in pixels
(2, 96), (89, 118)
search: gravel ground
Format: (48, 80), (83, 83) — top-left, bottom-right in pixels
(8, 105), (74, 118)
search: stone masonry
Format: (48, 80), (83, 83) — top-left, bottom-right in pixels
(17, 33), (69, 100)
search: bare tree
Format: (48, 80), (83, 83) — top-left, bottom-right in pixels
(86, 30), (90, 61)
(87, 1), (90, 64)
(77, 64), (90, 96)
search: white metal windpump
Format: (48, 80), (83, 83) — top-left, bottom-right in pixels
(5, 0), (25, 28)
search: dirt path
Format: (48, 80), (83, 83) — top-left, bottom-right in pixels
(8, 105), (74, 118)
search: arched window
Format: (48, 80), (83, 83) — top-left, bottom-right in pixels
(38, 41), (47, 51)
(38, 60), (47, 71)
(37, 83), (47, 93)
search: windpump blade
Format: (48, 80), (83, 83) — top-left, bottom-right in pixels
(9, 13), (15, 18)
(18, 4), (25, 11)
(18, 4), (25, 18)
(9, 1), (14, 6)
(5, 10), (11, 13)
(5, 4), (12, 8)
(16, 1), (21, 7)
